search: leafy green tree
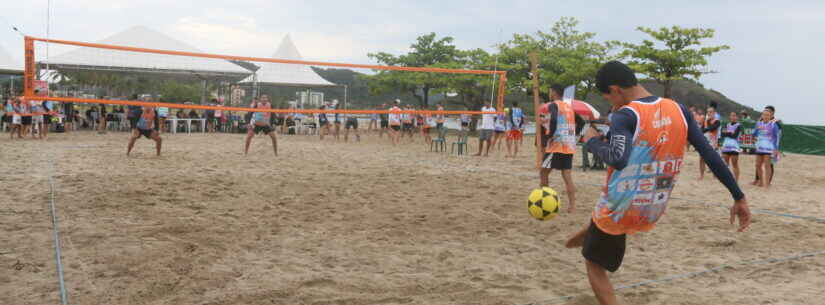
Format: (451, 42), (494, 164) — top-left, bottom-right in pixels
(618, 26), (729, 98)
(498, 17), (615, 99)
(366, 33), (459, 108)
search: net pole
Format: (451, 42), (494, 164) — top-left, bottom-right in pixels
(23, 37), (35, 97)
(496, 72), (506, 113)
(529, 53), (542, 169)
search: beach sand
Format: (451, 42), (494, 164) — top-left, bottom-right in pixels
(2, 130), (824, 305)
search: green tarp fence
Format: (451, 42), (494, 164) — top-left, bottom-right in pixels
(779, 124), (825, 156)
(722, 120), (825, 156)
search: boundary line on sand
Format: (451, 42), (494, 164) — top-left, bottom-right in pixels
(47, 153), (69, 305)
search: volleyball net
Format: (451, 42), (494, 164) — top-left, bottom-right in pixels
(22, 35), (506, 116)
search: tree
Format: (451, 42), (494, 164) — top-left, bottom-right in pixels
(618, 26), (730, 98)
(366, 33), (459, 108)
(498, 17), (615, 100)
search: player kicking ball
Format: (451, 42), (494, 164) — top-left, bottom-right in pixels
(564, 61), (750, 305)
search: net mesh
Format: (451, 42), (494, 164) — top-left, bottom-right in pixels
(23, 35), (506, 122)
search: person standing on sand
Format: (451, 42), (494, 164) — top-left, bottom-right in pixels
(720, 112), (743, 182)
(474, 101), (496, 157)
(539, 85), (582, 213)
(126, 106), (162, 157)
(565, 61), (750, 305)
(343, 112), (360, 143)
(752, 106), (780, 188)
(388, 100), (402, 146)
(244, 97), (278, 156)
(506, 101), (525, 158)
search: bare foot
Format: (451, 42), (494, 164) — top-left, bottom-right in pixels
(751, 180), (759, 186)
(565, 226), (588, 248)
(566, 204), (575, 214)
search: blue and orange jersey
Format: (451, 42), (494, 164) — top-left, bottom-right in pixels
(593, 98), (688, 235)
(546, 101), (576, 154)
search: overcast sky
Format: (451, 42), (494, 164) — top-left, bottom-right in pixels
(1, 0), (823, 124)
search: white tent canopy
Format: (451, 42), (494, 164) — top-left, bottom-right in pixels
(39, 26), (250, 79)
(0, 45), (22, 75)
(240, 34), (336, 87)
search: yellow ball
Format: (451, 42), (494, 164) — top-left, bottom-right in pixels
(527, 187), (560, 220)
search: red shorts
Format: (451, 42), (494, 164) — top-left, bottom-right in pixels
(507, 130), (523, 140)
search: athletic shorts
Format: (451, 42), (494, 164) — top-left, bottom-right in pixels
(461, 122), (470, 128)
(319, 119), (329, 126)
(252, 124), (273, 135)
(380, 120), (389, 128)
(507, 129), (523, 140)
(21, 116), (32, 125)
(390, 125), (401, 131)
(402, 123), (413, 131)
(494, 129), (505, 134)
(12, 115), (21, 125)
(479, 129), (493, 141)
(1, 114), (8, 123)
(31, 116), (43, 124)
(421, 126), (431, 133)
(755, 152), (772, 156)
(436, 122), (444, 130)
(542, 152), (573, 170)
(722, 151), (740, 156)
(345, 118), (358, 129)
(137, 128), (155, 139)
(582, 221), (626, 272)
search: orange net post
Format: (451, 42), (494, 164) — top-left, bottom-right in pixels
(24, 37), (35, 97)
(496, 72), (507, 111)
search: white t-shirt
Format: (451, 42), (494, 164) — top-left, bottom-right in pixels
(480, 106), (496, 130)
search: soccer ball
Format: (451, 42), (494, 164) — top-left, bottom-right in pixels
(527, 187), (560, 220)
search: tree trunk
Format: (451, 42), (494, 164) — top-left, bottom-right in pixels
(663, 79), (672, 98)
(422, 86), (430, 109)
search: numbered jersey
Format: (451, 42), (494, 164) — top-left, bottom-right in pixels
(593, 98), (688, 235)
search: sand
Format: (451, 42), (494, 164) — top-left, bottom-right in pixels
(1, 130), (824, 305)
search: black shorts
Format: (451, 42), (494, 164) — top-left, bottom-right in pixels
(722, 151), (740, 156)
(582, 221), (626, 272)
(542, 153), (573, 170)
(461, 122), (469, 128)
(390, 125), (401, 131)
(252, 124), (273, 135)
(436, 122), (444, 130)
(402, 123), (413, 131)
(345, 118), (358, 129)
(319, 119), (329, 126)
(137, 128), (155, 139)
(755, 152), (772, 156)
(2, 115), (9, 123)
(380, 120), (389, 128)
(22, 116), (32, 125)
